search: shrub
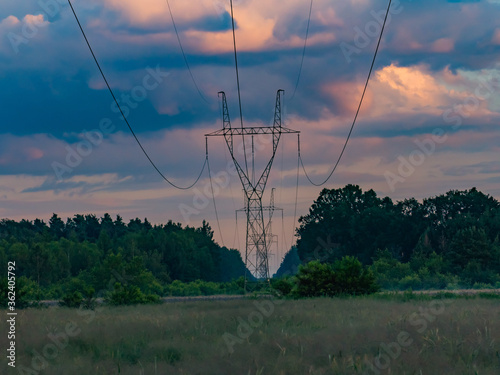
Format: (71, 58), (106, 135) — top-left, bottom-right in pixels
(106, 283), (160, 305)
(60, 291), (83, 308)
(446, 282), (460, 290)
(331, 256), (379, 295)
(371, 250), (412, 289)
(82, 287), (96, 309)
(2, 276), (42, 309)
(162, 279), (244, 297)
(165, 280), (201, 296)
(293, 261), (335, 297)
(472, 282), (494, 290)
(292, 257), (379, 298)
(398, 274), (422, 290)
(198, 281), (219, 296)
(271, 277), (294, 297)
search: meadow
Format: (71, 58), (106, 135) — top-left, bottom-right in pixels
(3, 294), (500, 375)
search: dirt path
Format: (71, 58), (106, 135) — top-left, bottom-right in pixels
(382, 288), (500, 296)
(36, 294), (255, 307)
(33, 289), (500, 307)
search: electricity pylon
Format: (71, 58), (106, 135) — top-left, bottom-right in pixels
(206, 89), (299, 283)
(236, 188), (282, 279)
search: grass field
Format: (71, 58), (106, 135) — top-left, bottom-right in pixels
(3, 295), (500, 375)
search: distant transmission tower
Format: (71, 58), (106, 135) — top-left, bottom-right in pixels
(236, 188), (282, 279)
(206, 90), (299, 284)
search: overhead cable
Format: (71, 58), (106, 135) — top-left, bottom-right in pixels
(165, 0), (210, 104)
(206, 137), (225, 247)
(300, 0), (393, 187)
(229, 0), (249, 176)
(68, 0), (206, 190)
(289, 0), (314, 101)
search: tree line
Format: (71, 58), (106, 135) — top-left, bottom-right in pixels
(2, 184), (500, 306)
(0, 215), (248, 304)
(277, 185), (500, 290)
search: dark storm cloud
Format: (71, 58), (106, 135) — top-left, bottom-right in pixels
(1, 0), (500, 221)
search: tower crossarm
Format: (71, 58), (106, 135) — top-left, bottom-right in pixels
(237, 206), (282, 213)
(211, 91), (253, 193)
(253, 90), (287, 195)
(206, 89), (300, 281)
(205, 126), (299, 137)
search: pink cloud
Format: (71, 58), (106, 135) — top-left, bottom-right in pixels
(22, 14), (48, 26)
(321, 64), (461, 120)
(0, 15), (20, 27)
(492, 28), (500, 45)
(96, 0), (336, 55)
(431, 38), (454, 53)
(321, 80), (374, 117)
(25, 147), (44, 161)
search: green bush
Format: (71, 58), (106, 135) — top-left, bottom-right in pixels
(371, 250), (413, 289)
(198, 281), (219, 295)
(164, 280), (200, 296)
(82, 287), (96, 309)
(398, 274), (422, 290)
(106, 283), (160, 306)
(59, 283), (96, 309)
(292, 257), (379, 298)
(293, 261), (335, 297)
(331, 256), (379, 295)
(472, 282), (494, 290)
(60, 291), (83, 308)
(162, 279), (244, 296)
(271, 277), (294, 297)
(1, 276), (42, 309)
(372, 249), (470, 291)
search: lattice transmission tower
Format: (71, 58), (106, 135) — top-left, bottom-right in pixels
(236, 188), (282, 278)
(206, 89), (299, 282)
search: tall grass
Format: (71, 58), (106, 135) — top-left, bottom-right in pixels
(2, 296), (499, 374)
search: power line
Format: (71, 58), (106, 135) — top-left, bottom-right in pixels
(67, 0), (206, 190)
(222, 139), (240, 250)
(300, 0), (393, 187)
(219, 94), (241, 250)
(280, 210), (286, 260)
(165, 0), (210, 104)
(279, 135), (288, 252)
(229, 0), (249, 177)
(291, 134), (301, 249)
(206, 138), (225, 247)
(289, 0), (313, 101)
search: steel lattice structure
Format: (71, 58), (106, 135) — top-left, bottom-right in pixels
(236, 188), (282, 278)
(206, 89), (299, 281)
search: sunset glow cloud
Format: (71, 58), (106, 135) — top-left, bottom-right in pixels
(1, 0), (500, 251)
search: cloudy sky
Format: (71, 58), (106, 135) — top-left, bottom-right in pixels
(1, 0), (500, 270)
